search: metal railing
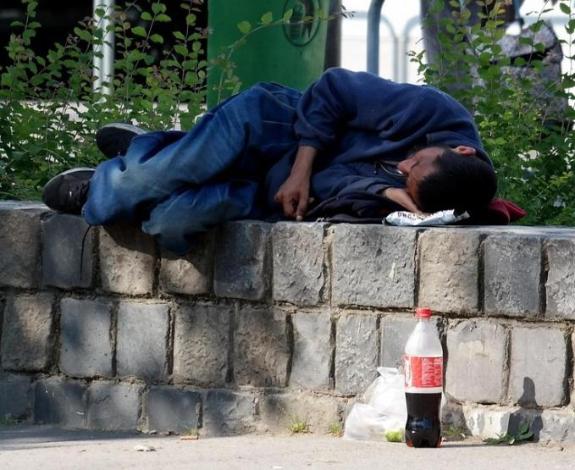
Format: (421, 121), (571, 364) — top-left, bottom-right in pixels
(92, 0), (115, 95)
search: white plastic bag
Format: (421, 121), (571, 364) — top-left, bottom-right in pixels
(343, 367), (407, 441)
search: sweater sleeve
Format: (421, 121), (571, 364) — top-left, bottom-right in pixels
(294, 68), (426, 151)
(311, 164), (404, 201)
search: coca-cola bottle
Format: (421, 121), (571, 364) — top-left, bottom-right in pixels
(403, 307), (443, 448)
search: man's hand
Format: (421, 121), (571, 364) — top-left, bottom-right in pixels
(274, 173), (311, 220)
(382, 187), (424, 215)
(274, 145), (317, 220)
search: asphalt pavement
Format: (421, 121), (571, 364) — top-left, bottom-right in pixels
(1, 425), (574, 469)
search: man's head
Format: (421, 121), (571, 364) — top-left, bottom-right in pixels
(397, 145), (497, 213)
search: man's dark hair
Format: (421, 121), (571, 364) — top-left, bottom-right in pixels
(417, 147), (497, 214)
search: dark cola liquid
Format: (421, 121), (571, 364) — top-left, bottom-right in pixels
(405, 393), (442, 448)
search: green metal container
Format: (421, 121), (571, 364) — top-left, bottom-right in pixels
(207, 0), (330, 107)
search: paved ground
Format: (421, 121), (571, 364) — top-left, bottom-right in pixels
(0, 425), (574, 469)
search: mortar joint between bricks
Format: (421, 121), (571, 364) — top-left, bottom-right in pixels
(110, 300), (119, 377)
(502, 322), (512, 405)
(540, 240), (549, 319)
(477, 233), (487, 314)
(375, 314), (382, 367)
(564, 328), (573, 406)
(49, 293), (63, 375)
(321, 224), (334, 306)
(329, 316), (336, 390)
(166, 301), (176, 377)
(285, 313), (294, 387)
(413, 228), (425, 307)
(225, 301), (237, 385)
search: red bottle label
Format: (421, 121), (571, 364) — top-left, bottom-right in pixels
(404, 356), (443, 390)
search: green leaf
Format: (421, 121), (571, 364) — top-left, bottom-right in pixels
(186, 14), (197, 26)
(141, 12), (153, 21)
(132, 26), (147, 38)
(261, 11), (273, 25)
(73, 27), (92, 42)
(283, 9), (294, 22)
(173, 31), (186, 40)
(174, 44), (188, 56)
(150, 34), (164, 44)
(156, 13), (171, 22)
(237, 21), (252, 34)
(151, 2), (167, 15)
(560, 2), (571, 15)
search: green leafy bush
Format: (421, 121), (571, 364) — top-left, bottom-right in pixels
(413, 0), (575, 225)
(0, 0), (210, 199)
(0, 0), (330, 201)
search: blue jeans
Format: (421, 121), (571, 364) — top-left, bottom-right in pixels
(83, 83), (300, 254)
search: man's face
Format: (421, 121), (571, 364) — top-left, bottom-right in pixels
(397, 146), (443, 207)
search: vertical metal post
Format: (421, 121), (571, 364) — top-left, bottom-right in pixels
(93, 0), (115, 95)
(367, 0), (385, 74)
(324, 0), (342, 69)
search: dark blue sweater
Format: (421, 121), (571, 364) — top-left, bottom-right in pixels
(264, 68), (491, 207)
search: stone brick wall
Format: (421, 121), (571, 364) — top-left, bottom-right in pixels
(1, 202), (575, 443)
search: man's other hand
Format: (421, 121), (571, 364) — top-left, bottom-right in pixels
(382, 187), (424, 215)
(274, 174), (311, 220)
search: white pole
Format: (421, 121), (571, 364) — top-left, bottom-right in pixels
(93, 0), (115, 95)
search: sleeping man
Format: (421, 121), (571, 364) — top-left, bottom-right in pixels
(42, 68), (497, 254)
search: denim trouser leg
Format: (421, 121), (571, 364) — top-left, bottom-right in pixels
(82, 83), (300, 226)
(142, 180), (259, 254)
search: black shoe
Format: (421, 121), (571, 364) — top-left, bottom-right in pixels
(96, 123), (146, 158)
(42, 168), (95, 214)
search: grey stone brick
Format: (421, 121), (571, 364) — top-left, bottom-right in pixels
(259, 392), (344, 434)
(0, 209), (42, 288)
(272, 222), (325, 305)
(173, 303), (231, 386)
(290, 312), (332, 390)
(380, 315), (417, 368)
(144, 386), (201, 434)
(214, 221), (271, 301)
(331, 226), (416, 308)
(539, 410), (575, 444)
(460, 404), (517, 439)
(41, 214), (94, 289)
(445, 320), (508, 403)
(545, 238), (575, 319)
(0, 375), (32, 421)
(86, 382), (142, 431)
(418, 229), (480, 313)
(117, 302), (170, 380)
(1, 294), (54, 371)
(509, 327), (567, 407)
(60, 298), (113, 378)
(34, 377), (87, 428)
(159, 231), (215, 295)
(335, 313), (378, 395)
(99, 225), (155, 295)
(234, 305), (290, 387)
(484, 235), (541, 317)
(203, 389), (257, 436)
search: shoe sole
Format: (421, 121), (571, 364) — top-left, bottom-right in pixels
(43, 167), (95, 192)
(96, 123), (147, 159)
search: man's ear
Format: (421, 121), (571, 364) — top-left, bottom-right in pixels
(453, 145), (477, 156)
